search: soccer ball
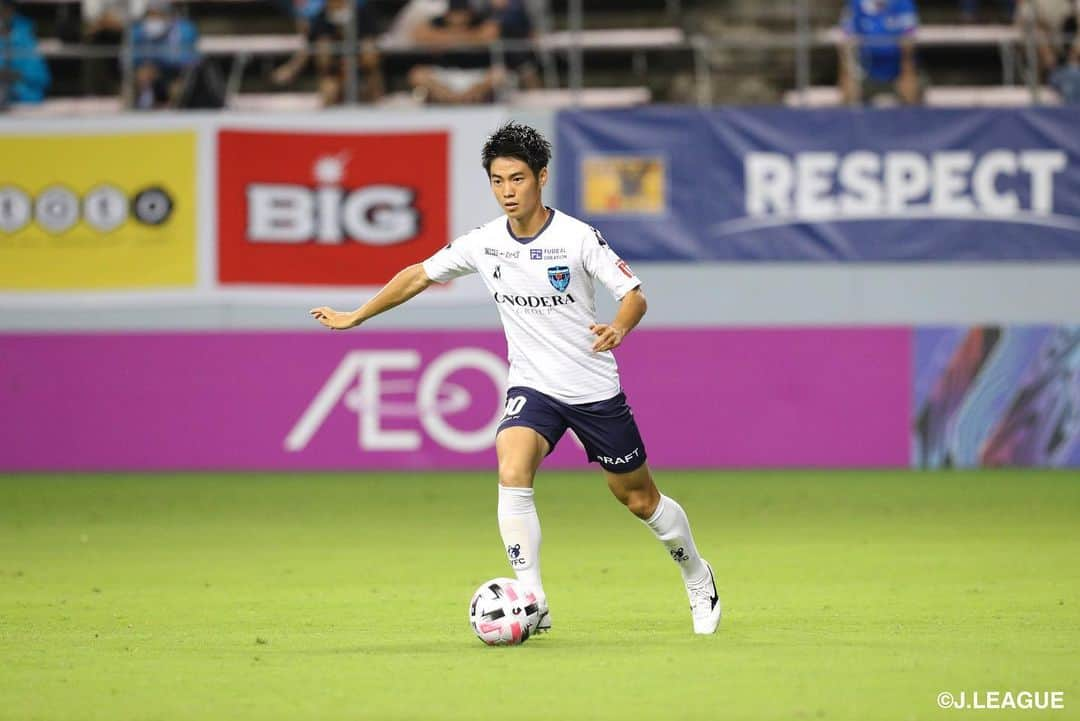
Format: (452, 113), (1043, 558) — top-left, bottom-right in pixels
(468, 577), (541, 646)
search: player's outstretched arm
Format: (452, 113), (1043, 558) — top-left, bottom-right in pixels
(309, 263), (434, 330)
(591, 286), (647, 352)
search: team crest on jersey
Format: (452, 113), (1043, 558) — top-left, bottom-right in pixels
(547, 266), (571, 292)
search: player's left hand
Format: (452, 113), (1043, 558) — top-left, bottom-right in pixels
(310, 306), (360, 330)
(590, 323), (626, 352)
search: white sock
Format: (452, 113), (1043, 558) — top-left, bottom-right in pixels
(498, 485), (545, 599)
(643, 494), (709, 585)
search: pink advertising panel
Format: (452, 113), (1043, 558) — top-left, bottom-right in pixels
(1, 328), (910, 471)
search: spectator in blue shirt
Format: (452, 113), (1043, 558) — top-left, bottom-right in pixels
(0, 0), (50, 106)
(838, 0), (922, 104)
(131, 0), (199, 108)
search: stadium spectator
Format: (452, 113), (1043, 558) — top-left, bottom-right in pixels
(483, 0), (538, 85)
(959, 0), (1015, 23)
(838, 0), (923, 105)
(272, 0), (383, 105)
(1016, 0), (1079, 78)
(81, 0), (146, 94)
(0, 0), (50, 107)
(1045, 0), (1080, 101)
(407, 0), (533, 103)
(386, 0), (533, 48)
(480, 0), (534, 46)
(130, 0), (199, 108)
(382, 0), (445, 46)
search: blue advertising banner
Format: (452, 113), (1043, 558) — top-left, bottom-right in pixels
(555, 107), (1080, 261)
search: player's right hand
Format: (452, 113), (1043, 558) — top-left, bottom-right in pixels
(309, 307), (360, 330)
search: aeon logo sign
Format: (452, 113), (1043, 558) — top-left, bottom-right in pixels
(285, 349), (507, 454)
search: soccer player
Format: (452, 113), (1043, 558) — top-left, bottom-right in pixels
(310, 122), (720, 635)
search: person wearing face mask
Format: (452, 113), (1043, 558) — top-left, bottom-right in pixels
(0, 0), (50, 108)
(130, 0), (199, 109)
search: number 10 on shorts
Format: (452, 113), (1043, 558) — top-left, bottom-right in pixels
(504, 396), (527, 418)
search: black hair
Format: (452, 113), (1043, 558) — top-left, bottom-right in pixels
(481, 121), (552, 178)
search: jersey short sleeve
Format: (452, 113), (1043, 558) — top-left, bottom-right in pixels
(582, 228), (642, 301)
(422, 234), (478, 283)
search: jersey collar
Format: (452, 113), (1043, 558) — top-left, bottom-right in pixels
(506, 207), (555, 245)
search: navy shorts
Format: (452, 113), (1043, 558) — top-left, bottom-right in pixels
(496, 386), (647, 473)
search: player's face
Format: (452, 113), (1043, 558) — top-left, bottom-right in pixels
(489, 157), (547, 221)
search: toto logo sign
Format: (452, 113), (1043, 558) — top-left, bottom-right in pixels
(0, 184), (173, 234)
(285, 349), (508, 454)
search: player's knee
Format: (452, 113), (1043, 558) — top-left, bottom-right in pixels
(614, 488), (650, 518)
(614, 481), (659, 518)
(498, 466), (533, 489)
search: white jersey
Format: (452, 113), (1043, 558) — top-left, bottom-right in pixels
(422, 208), (642, 404)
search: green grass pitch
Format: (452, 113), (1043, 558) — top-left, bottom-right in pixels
(1, 470), (1078, 721)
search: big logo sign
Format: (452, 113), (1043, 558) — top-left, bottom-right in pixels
(217, 129), (449, 286)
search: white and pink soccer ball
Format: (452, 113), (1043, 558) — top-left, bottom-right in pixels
(468, 577), (541, 646)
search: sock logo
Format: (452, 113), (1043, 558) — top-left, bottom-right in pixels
(506, 543), (526, 566)
(669, 547), (688, 563)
